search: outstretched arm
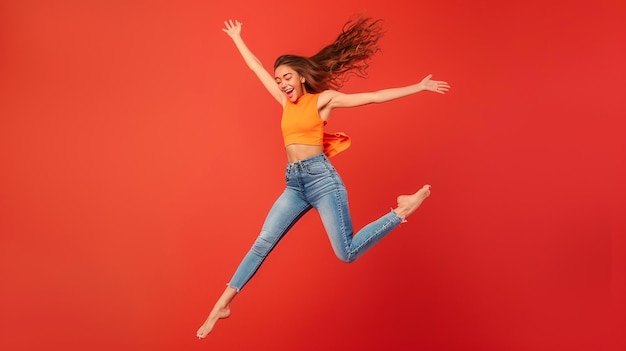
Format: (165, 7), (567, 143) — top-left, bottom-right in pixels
(320, 74), (450, 110)
(222, 20), (285, 105)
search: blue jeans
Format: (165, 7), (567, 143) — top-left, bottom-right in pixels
(228, 153), (403, 292)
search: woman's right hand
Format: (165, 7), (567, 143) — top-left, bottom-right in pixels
(222, 19), (242, 38)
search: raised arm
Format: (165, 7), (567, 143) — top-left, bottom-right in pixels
(319, 74), (450, 111)
(222, 20), (285, 105)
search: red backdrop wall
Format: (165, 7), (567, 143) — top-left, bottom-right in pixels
(1, 1), (625, 350)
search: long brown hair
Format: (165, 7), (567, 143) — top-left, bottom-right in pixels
(273, 15), (384, 93)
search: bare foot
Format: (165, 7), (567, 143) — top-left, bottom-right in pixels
(394, 185), (431, 220)
(196, 304), (231, 339)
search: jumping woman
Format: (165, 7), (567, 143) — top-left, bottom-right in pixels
(197, 16), (450, 338)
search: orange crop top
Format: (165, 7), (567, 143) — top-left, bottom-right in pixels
(281, 93), (351, 158)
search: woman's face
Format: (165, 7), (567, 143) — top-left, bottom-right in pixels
(274, 65), (306, 102)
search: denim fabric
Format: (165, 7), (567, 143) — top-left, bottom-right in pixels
(228, 153), (402, 291)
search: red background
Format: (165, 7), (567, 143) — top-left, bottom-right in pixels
(1, 0), (625, 350)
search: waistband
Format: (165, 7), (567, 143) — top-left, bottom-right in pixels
(286, 153), (328, 168)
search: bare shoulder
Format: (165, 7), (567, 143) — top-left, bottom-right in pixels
(318, 90), (341, 109)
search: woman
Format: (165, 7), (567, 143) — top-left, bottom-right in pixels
(197, 17), (449, 338)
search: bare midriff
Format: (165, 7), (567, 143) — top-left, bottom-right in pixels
(285, 144), (324, 163)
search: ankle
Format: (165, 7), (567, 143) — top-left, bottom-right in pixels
(393, 208), (409, 220)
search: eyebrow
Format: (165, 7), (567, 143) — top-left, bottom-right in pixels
(274, 73), (292, 80)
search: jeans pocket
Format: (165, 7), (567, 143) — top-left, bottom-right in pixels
(303, 162), (328, 176)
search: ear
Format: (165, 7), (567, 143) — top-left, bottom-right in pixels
(300, 77), (305, 83)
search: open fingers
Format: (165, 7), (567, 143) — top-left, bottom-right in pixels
(226, 19), (242, 28)
(434, 82), (450, 94)
(436, 81), (450, 89)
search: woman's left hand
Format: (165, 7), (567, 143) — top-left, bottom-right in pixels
(419, 74), (450, 94)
